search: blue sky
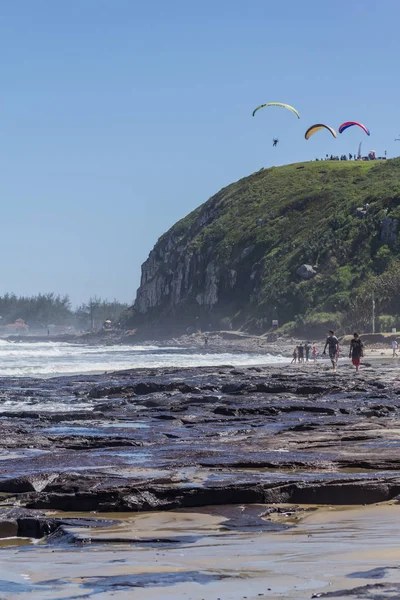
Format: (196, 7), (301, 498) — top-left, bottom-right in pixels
(0, 0), (398, 305)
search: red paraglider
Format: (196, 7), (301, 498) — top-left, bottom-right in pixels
(338, 122), (370, 136)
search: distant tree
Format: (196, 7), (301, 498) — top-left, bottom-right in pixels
(0, 293), (128, 331)
(0, 293), (72, 326)
(74, 297), (129, 331)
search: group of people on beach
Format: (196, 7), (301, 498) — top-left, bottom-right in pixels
(292, 330), (364, 373)
(291, 342), (318, 364)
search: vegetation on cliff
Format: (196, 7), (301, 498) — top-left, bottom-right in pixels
(130, 158), (400, 335)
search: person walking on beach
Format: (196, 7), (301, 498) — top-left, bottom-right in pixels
(392, 339), (398, 358)
(312, 343), (318, 362)
(349, 332), (364, 374)
(323, 330), (340, 372)
(297, 343), (305, 363)
(291, 347), (298, 364)
(305, 342), (311, 362)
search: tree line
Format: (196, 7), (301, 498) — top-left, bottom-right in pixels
(0, 293), (129, 330)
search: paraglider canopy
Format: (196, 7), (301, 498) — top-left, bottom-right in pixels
(252, 102), (300, 119)
(338, 121), (370, 136)
(305, 124), (337, 140)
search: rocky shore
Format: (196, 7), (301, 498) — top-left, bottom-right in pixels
(1, 359), (400, 533)
(5, 329), (398, 363)
(3, 329), (295, 355)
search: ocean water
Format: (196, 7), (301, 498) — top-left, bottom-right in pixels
(0, 339), (288, 378)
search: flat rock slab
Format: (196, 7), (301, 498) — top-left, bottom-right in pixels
(1, 363), (400, 513)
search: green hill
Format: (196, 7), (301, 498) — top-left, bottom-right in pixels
(128, 158), (400, 335)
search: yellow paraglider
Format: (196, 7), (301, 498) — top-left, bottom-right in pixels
(252, 102), (300, 119)
(305, 124), (337, 140)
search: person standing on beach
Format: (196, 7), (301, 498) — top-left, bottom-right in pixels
(349, 332), (364, 373)
(392, 339), (398, 358)
(312, 343), (318, 362)
(323, 330), (340, 371)
(297, 343), (304, 363)
(291, 347), (298, 364)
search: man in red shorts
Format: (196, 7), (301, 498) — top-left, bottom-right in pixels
(349, 332), (364, 373)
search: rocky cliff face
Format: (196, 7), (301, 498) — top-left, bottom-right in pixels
(134, 197), (229, 325)
(126, 159), (400, 334)
(136, 245), (221, 313)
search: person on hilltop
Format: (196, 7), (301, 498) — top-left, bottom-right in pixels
(323, 330), (340, 372)
(349, 332), (364, 374)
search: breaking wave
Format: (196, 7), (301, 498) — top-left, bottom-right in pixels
(0, 341), (288, 378)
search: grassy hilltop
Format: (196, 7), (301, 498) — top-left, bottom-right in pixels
(131, 158), (400, 335)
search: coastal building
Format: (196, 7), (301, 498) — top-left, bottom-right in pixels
(6, 318), (29, 335)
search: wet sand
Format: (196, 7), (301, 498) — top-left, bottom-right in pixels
(0, 503), (399, 599)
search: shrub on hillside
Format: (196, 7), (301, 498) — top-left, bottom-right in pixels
(295, 312), (343, 337)
(374, 245), (393, 274)
(377, 314), (397, 333)
(275, 321), (296, 336)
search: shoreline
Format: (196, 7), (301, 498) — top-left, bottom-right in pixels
(3, 329), (399, 358)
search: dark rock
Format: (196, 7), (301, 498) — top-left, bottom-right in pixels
(78, 571), (230, 591)
(381, 217), (398, 245)
(296, 264), (317, 280)
(213, 406), (237, 416)
(0, 474), (58, 494)
(0, 519), (18, 538)
(315, 582), (400, 597)
(1, 364), (400, 519)
(347, 566), (399, 579)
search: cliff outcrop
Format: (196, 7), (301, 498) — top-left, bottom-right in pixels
(126, 159), (400, 334)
